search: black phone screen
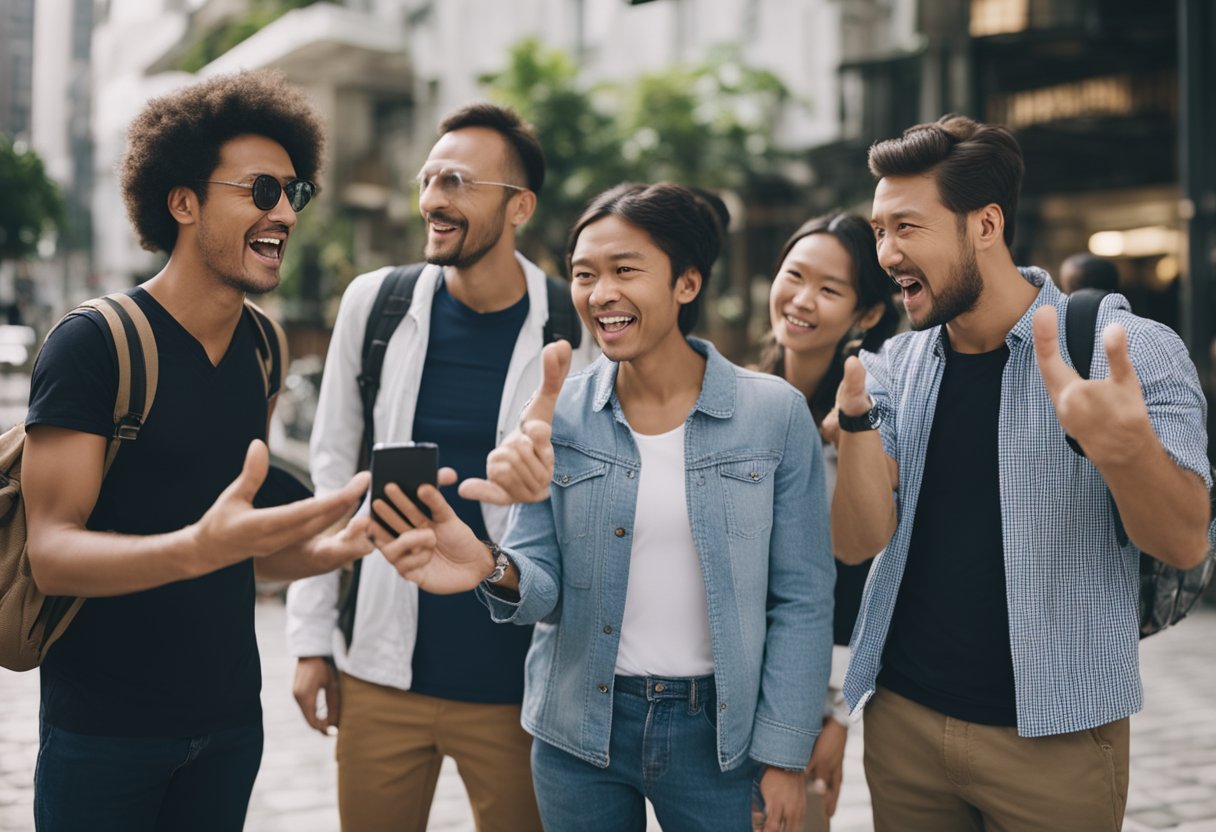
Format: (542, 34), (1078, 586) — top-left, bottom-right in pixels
(370, 442), (438, 527)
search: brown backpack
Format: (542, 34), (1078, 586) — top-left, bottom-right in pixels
(0, 292), (286, 671)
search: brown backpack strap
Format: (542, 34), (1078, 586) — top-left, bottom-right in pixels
(243, 300), (288, 399)
(68, 294), (158, 472)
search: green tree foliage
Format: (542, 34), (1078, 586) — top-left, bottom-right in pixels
(178, 0), (323, 73)
(479, 39), (795, 267)
(478, 39), (629, 272)
(0, 135), (65, 261)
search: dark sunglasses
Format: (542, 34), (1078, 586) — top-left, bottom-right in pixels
(198, 175), (318, 212)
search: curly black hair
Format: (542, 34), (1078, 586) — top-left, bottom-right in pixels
(119, 70), (325, 253)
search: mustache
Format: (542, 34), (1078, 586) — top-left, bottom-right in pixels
(425, 212), (465, 227)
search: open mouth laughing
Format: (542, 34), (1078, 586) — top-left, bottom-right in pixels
(596, 313), (636, 333)
(248, 231), (286, 265)
(891, 271), (925, 302)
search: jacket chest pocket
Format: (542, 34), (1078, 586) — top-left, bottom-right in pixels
(719, 460), (775, 539)
(552, 462), (608, 588)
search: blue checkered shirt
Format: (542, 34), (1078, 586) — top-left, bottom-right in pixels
(843, 268), (1212, 737)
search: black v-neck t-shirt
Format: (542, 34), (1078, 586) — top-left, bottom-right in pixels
(26, 288), (266, 737)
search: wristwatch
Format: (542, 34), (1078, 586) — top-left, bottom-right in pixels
(483, 540), (511, 584)
(838, 404), (883, 433)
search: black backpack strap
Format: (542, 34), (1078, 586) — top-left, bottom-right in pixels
(542, 275), (581, 349)
(358, 264), (427, 466)
(244, 300), (288, 399)
(1062, 288), (1106, 458)
(339, 264), (425, 650)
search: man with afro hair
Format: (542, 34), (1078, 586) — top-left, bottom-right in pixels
(22, 70), (373, 831)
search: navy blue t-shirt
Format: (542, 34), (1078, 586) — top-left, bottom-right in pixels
(409, 278), (533, 704)
(25, 288), (265, 736)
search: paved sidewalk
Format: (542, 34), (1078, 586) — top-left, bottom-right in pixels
(2, 600), (1215, 831)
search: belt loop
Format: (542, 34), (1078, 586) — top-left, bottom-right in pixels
(690, 678), (698, 710)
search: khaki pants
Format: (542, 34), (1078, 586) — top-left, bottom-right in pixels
(335, 673), (542, 832)
(863, 687), (1128, 832)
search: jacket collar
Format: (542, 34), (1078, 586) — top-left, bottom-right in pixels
(590, 336), (736, 420)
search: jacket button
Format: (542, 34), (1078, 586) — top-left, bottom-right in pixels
(603, 625), (613, 634)
(626, 470), (635, 479)
(750, 472), (759, 480)
(614, 527), (626, 537)
(560, 474), (571, 484)
(598, 684), (609, 693)
(719, 702), (727, 711)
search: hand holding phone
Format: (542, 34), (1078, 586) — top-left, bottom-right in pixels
(371, 442), (438, 528)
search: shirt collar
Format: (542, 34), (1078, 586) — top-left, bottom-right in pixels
(929, 265), (1056, 355)
(590, 336), (736, 419)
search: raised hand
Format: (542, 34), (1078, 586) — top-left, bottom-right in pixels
(459, 340), (572, 505)
(1032, 305), (1152, 466)
(190, 439), (370, 572)
(371, 469), (497, 594)
(835, 356), (872, 417)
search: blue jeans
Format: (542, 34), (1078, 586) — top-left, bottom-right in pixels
(531, 675), (757, 831)
(34, 713), (263, 832)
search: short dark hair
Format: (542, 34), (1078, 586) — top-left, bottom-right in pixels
(438, 103), (546, 195)
(1061, 253), (1120, 294)
(760, 212), (900, 421)
(566, 182), (726, 335)
(868, 114), (1024, 247)
(119, 71), (324, 254)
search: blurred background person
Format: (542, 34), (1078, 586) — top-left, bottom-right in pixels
(1059, 253), (1120, 295)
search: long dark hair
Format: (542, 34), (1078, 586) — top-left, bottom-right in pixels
(759, 211), (899, 423)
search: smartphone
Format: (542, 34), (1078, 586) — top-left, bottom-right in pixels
(370, 442), (438, 528)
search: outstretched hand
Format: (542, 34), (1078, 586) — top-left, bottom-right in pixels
(1032, 305), (1152, 466)
(191, 440), (370, 572)
(459, 340), (572, 505)
(371, 468), (496, 594)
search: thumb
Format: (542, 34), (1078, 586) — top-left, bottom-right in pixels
(228, 439), (270, 504)
(836, 356), (869, 413)
(520, 340), (572, 426)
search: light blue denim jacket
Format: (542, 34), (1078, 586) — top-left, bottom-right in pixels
(478, 338), (835, 772)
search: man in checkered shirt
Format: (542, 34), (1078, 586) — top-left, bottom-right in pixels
(831, 114), (1212, 831)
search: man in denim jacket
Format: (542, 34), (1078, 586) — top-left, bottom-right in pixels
(370, 183), (835, 832)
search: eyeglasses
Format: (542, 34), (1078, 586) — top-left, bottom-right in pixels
(197, 175), (318, 212)
(414, 168), (527, 197)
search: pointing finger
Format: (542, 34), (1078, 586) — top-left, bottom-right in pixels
(519, 340), (572, 426)
(1102, 323), (1138, 387)
(1032, 305), (1077, 398)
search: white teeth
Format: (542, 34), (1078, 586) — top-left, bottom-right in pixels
(893, 276), (919, 288)
(784, 314), (813, 328)
(432, 224), (456, 232)
(598, 316), (634, 325)
(251, 237), (281, 246)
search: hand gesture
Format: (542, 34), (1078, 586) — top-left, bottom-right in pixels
(1032, 306), (1152, 466)
(292, 657), (340, 735)
(805, 717), (848, 819)
(753, 767), (807, 832)
(459, 340), (572, 505)
(371, 469), (496, 594)
(191, 440), (370, 571)
(820, 408), (841, 448)
(835, 356), (872, 418)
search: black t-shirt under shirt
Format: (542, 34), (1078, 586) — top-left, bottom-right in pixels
(408, 279), (534, 704)
(26, 288), (266, 737)
(878, 336), (1017, 726)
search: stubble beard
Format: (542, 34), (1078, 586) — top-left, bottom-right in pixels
(910, 240), (983, 331)
(198, 221), (279, 296)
